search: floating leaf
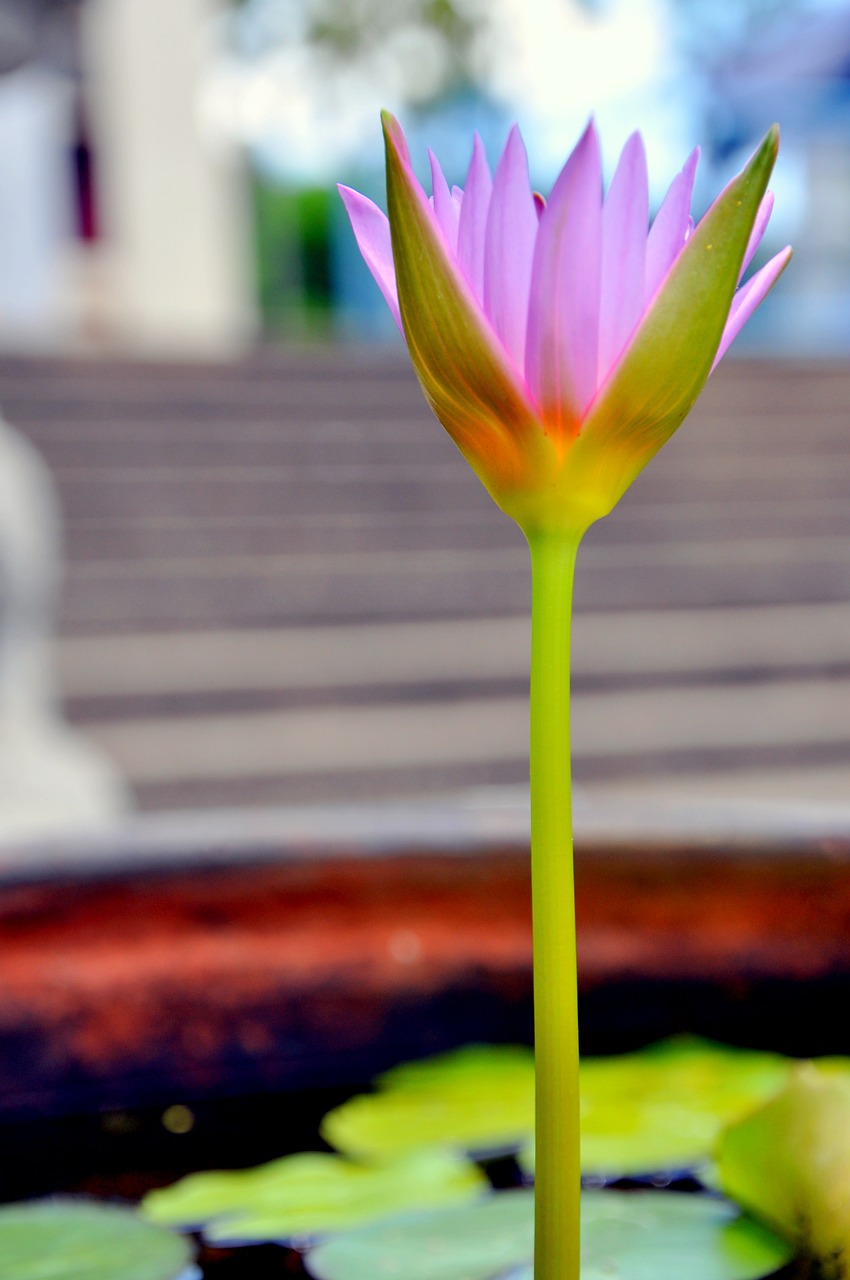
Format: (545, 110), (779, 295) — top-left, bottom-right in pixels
(806, 1056), (850, 1082)
(142, 1148), (485, 1244)
(515, 1037), (790, 1177)
(0, 1199), (195, 1280)
(323, 1039), (789, 1175)
(576, 1037), (791, 1177)
(579, 1192), (792, 1280)
(307, 1188), (534, 1280)
(321, 1044), (535, 1161)
(717, 1064), (850, 1277)
(306, 1189), (793, 1280)
(379, 1044), (534, 1093)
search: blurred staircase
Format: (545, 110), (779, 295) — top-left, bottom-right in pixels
(2, 348), (848, 812)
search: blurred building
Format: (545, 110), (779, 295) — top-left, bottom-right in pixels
(0, 0), (255, 356)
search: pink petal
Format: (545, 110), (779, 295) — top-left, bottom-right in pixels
(740, 191), (774, 278)
(526, 120), (603, 431)
(645, 147), (699, 302)
(599, 131), (649, 383)
(456, 134), (493, 303)
(429, 149), (460, 255)
(711, 245), (792, 370)
(337, 184), (402, 332)
(483, 125), (539, 372)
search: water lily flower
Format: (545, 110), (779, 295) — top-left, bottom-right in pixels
(339, 114), (790, 537)
(339, 114), (791, 1280)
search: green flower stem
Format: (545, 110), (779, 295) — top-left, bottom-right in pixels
(528, 529), (582, 1280)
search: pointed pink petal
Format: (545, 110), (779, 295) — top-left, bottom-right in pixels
(645, 147), (699, 302)
(599, 131), (649, 383)
(429, 149), (460, 255)
(337, 184), (402, 331)
(456, 134), (493, 303)
(526, 120), (603, 431)
(711, 245), (792, 370)
(740, 191), (774, 278)
(483, 125), (539, 371)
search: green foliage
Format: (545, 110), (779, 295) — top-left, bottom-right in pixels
(247, 0), (485, 107)
(252, 179), (334, 338)
(0, 1200), (193, 1280)
(717, 1064), (850, 1278)
(141, 1148), (485, 1244)
(306, 0), (479, 61)
(306, 1189), (793, 1280)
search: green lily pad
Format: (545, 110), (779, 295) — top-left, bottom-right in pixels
(804, 1055), (850, 1082)
(524, 1037), (791, 1176)
(306, 1189), (793, 1280)
(142, 1148), (485, 1244)
(321, 1044), (535, 1161)
(323, 1038), (790, 1175)
(0, 1199), (195, 1280)
(308, 1188), (534, 1280)
(717, 1063), (850, 1275)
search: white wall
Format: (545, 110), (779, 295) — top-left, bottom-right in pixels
(81, 0), (256, 355)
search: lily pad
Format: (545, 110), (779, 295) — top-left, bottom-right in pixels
(306, 1189), (793, 1280)
(804, 1056), (850, 1082)
(717, 1064), (850, 1275)
(321, 1044), (535, 1161)
(307, 1188), (534, 1280)
(0, 1199), (195, 1280)
(524, 1037), (791, 1176)
(323, 1038), (790, 1175)
(579, 1192), (792, 1280)
(142, 1148), (485, 1244)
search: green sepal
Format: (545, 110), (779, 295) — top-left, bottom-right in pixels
(382, 112), (542, 502)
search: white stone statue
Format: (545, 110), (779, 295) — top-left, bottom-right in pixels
(0, 415), (130, 839)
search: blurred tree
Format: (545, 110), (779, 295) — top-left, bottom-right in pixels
(229, 0), (490, 109)
(253, 179), (334, 337)
(224, 0), (500, 336)
(305, 0), (481, 105)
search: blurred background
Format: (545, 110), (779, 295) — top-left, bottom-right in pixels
(0, 0), (846, 353)
(0, 0), (846, 838)
(0, 0), (848, 1195)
